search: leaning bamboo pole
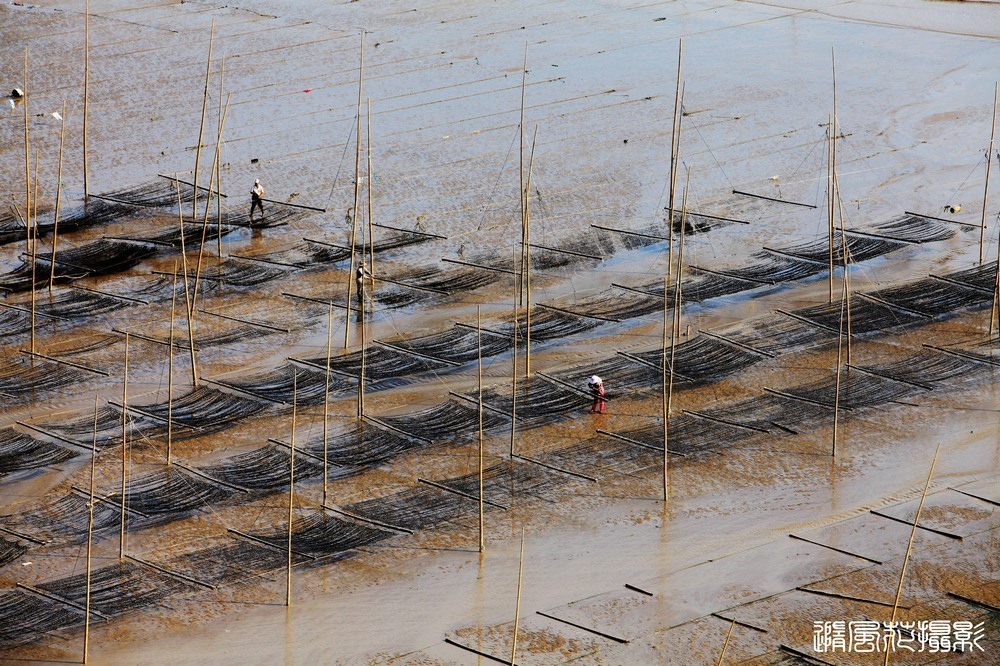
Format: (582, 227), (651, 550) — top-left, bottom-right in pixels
(478, 307), (485, 554)
(176, 181), (199, 386)
(83, 0), (90, 199)
(524, 127), (538, 378)
(830, 48), (838, 302)
(119, 332), (129, 559)
(344, 31), (364, 350)
(167, 265), (177, 465)
(518, 43), (528, 307)
(832, 277), (848, 458)
(192, 20), (215, 220)
(509, 526), (525, 666)
(286, 371), (297, 608)
(980, 83), (997, 265)
(50, 102), (66, 293)
(717, 618), (737, 666)
(510, 245), (518, 458)
(83, 395), (98, 664)
(835, 172), (852, 363)
(367, 98), (375, 281)
(323, 303), (333, 506)
(883, 443), (941, 666)
(665, 173), (689, 502)
(23, 48), (30, 257)
(216, 58), (226, 258)
(192, 92), (231, 313)
(666, 39), (682, 278)
(661, 275), (669, 503)
(30, 151), (37, 356)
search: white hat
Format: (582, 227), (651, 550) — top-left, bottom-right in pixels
(589, 375), (601, 385)
(254, 179), (260, 184)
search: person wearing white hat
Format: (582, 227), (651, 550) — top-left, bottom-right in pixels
(249, 179), (265, 222)
(356, 260), (374, 308)
(587, 375), (605, 414)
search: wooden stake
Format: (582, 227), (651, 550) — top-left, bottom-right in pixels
(344, 31), (364, 350)
(82, 0), (90, 199)
(478, 306), (485, 554)
(176, 181), (199, 387)
(980, 82), (997, 265)
(524, 126), (538, 378)
(51, 101), (66, 293)
(510, 526), (525, 666)
(323, 303), (333, 506)
(83, 394), (98, 664)
(119, 332), (129, 560)
(717, 617), (736, 666)
(286, 370), (296, 608)
(192, 20), (215, 220)
(666, 39), (683, 279)
(883, 443), (941, 666)
(167, 264), (177, 465)
(510, 245), (518, 458)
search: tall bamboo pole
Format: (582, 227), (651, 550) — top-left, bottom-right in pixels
(193, 92), (231, 311)
(286, 371), (297, 608)
(830, 49), (838, 302)
(665, 173), (689, 502)
(509, 527), (525, 666)
(662, 275), (669, 502)
(176, 181), (199, 386)
(167, 265), (177, 465)
(23, 48), (30, 257)
(30, 151), (37, 356)
(323, 303), (333, 506)
(478, 307), (485, 553)
(980, 83), (997, 265)
(192, 20), (215, 220)
(83, 0), (90, 199)
(884, 444), (941, 666)
(367, 98), (375, 280)
(836, 172), (852, 363)
(83, 394), (98, 664)
(832, 277), (847, 458)
(827, 114), (835, 301)
(119, 332), (129, 559)
(524, 127), (538, 378)
(510, 246), (518, 458)
(666, 39), (683, 279)
(216, 58), (226, 258)
(344, 31), (364, 350)
(51, 101), (66, 293)
(518, 43), (528, 307)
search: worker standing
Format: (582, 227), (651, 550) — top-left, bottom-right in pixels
(588, 375), (606, 414)
(356, 260), (373, 308)
(249, 179), (265, 222)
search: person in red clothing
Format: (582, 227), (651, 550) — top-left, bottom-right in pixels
(588, 375), (605, 414)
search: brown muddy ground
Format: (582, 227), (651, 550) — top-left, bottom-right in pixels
(1, 0), (999, 664)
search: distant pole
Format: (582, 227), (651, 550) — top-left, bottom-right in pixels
(367, 97), (375, 280)
(176, 181), (199, 386)
(51, 101), (67, 292)
(344, 31), (364, 350)
(286, 371), (297, 608)
(666, 39), (682, 279)
(883, 444), (941, 666)
(83, 394), (98, 664)
(30, 150), (37, 356)
(216, 58), (226, 258)
(524, 126), (538, 378)
(192, 20), (215, 220)
(23, 47), (30, 257)
(662, 275), (669, 502)
(518, 43), (527, 307)
(665, 172), (689, 502)
(832, 278), (847, 458)
(478, 306), (485, 554)
(323, 302), (333, 506)
(980, 83), (997, 265)
(827, 113), (835, 302)
(167, 265), (177, 465)
(119, 332), (129, 559)
(836, 172), (852, 363)
(830, 49), (839, 302)
(509, 527), (525, 666)
(83, 0), (90, 199)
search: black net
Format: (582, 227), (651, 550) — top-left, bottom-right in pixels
(100, 180), (199, 207)
(245, 511), (393, 559)
(186, 259), (291, 287)
(39, 239), (159, 278)
(719, 253), (821, 284)
(727, 317), (836, 354)
(39, 559), (197, 617)
(863, 349), (991, 386)
(479, 379), (587, 421)
(113, 220), (233, 248)
(27, 405), (125, 447)
(215, 364), (353, 405)
(780, 371), (924, 409)
(938, 263), (997, 292)
(872, 278), (990, 317)
(0, 590), (84, 647)
(772, 234), (903, 264)
(2, 491), (128, 542)
(134, 386), (268, 434)
(300, 421), (429, 468)
(547, 286), (663, 321)
(342, 484), (479, 532)
(310, 345), (455, 380)
(0, 428), (78, 476)
(791, 296), (924, 334)
(865, 214), (955, 243)
(199, 444), (323, 491)
(116, 467), (240, 515)
(33, 288), (138, 319)
(0, 537), (28, 568)
(0, 358), (87, 396)
(388, 326), (513, 365)
(633, 335), (764, 382)
(376, 400), (508, 442)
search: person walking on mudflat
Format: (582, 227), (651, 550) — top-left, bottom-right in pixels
(249, 179), (265, 222)
(356, 260), (373, 308)
(588, 375), (606, 414)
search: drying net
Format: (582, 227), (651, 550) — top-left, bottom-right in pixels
(243, 512), (393, 559)
(0, 307), (34, 339)
(0, 590), (84, 647)
(0, 199), (138, 248)
(25, 405), (125, 448)
(711, 252), (821, 284)
(38, 239), (159, 277)
(387, 325), (514, 365)
(937, 263), (997, 292)
(199, 443), (324, 491)
(771, 234), (903, 264)
(863, 348), (992, 387)
(543, 286), (663, 322)
(726, 316), (837, 355)
(632, 335), (765, 382)
(708, 393), (831, 432)
(503, 308), (603, 341)
(112, 220), (233, 248)
(400, 267), (501, 294)
(299, 420), (428, 468)
(306, 345), (456, 380)
(214, 364), (353, 405)
(872, 278), (991, 317)
(779, 371), (925, 410)
(1, 491), (131, 543)
(183, 258), (291, 287)
(478, 379), (588, 421)
(862, 214), (955, 243)
(132, 386), (269, 435)
(117, 467), (240, 516)
(342, 483), (486, 532)
(0, 259), (83, 293)
(0, 358), (87, 397)
(375, 399), (508, 442)
(39, 559), (197, 616)
(0, 537), (28, 568)
(0, 428), (78, 477)
(790, 296), (924, 334)
(33, 288), (139, 319)
(100, 179), (200, 207)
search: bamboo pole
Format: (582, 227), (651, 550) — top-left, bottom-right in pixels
(344, 31), (364, 350)
(176, 181), (199, 386)
(828, 113), (835, 302)
(830, 49), (838, 302)
(83, 0), (90, 199)
(662, 275), (669, 502)
(510, 245), (518, 458)
(51, 101), (66, 293)
(192, 20), (215, 220)
(323, 303), (333, 506)
(509, 526), (525, 666)
(30, 150), (37, 356)
(524, 126), (538, 378)
(832, 277), (847, 458)
(980, 82), (997, 265)
(367, 97), (375, 281)
(216, 58), (225, 258)
(23, 47), (30, 257)
(666, 39), (682, 279)
(665, 172), (689, 502)
(167, 264), (177, 465)
(518, 42), (527, 307)
(192, 92), (231, 314)
(836, 171), (852, 364)
(83, 394), (98, 664)
(119, 332), (129, 559)
(286, 371), (297, 607)
(358, 272), (366, 418)
(478, 306), (485, 553)
(717, 618), (736, 666)
(883, 443), (941, 666)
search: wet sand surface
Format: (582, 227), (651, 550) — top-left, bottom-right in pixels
(1, 0), (999, 664)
